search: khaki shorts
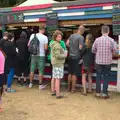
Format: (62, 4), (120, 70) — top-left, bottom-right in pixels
(30, 56), (45, 75)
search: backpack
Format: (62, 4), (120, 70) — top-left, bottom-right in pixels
(28, 34), (40, 55)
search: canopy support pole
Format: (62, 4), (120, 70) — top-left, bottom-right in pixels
(117, 35), (120, 92)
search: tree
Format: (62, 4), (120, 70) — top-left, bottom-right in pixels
(0, 0), (27, 7)
(55, 0), (76, 1)
(0, 0), (76, 7)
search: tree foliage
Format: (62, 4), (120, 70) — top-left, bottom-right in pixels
(56, 0), (75, 1)
(0, 0), (27, 7)
(0, 0), (76, 7)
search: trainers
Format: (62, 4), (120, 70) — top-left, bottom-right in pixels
(29, 83), (33, 88)
(39, 85), (46, 90)
(51, 92), (56, 96)
(17, 80), (21, 86)
(56, 95), (64, 99)
(24, 81), (29, 87)
(95, 93), (101, 98)
(7, 88), (16, 93)
(102, 94), (110, 99)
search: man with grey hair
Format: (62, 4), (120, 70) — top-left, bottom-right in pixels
(66, 25), (85, 92)
(92, 25), (118, 99)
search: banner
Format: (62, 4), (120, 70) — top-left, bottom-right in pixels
(113, 4), (120, 35)
(0, 12), (24, 24)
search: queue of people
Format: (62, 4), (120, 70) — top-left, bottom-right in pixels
(0, 25), (118, 112)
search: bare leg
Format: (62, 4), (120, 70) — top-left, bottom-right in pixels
(24, 77), (27, 82)
(71, 75), (77, 92)
(82, 74), (87, 94)
(38, 74), (43, 85)
(51, 78), (55, 92)
(39, 74), (46, 90)
(17, 77), (21, 84)
(18, 77), (21, 81)
(30, 72), (34, 83)
(88, 72), (92, 92)
(68, 74), (72, 91)
(29, 72), (34, 88)
(0, 85), (3, 99)
(55, 79), (60, 96)
(0, 85), (3, 112)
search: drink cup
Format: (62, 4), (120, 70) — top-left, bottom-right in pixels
(64, 50), (68, 56)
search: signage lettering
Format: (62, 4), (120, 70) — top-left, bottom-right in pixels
(113, 3), (120, 35)
(46, 12), (58, 40)
(0, 13), (24, 24)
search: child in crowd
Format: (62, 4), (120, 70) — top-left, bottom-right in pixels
(48, 30), (67, 61)
(81, 34), (94, 96)
(50, 30), (67, 99)
(0, 48), (6, 112)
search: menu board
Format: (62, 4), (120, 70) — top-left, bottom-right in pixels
(113, 4), (120, 35)
(0, 14), (7, 24)
(46, 12), (58, 40)
(0, 13), (24, 24)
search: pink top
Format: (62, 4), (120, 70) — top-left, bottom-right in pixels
(0, 51), (5, 74)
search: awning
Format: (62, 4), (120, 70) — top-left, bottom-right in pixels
(6, 18), (112, 27)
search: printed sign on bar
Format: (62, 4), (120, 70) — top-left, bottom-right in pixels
(113, 4), (120, 35)
(46, 12), (58, 40)
(0, 13), (24, 24)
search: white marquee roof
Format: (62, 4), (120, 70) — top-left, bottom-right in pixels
(18, 0), (58, 7)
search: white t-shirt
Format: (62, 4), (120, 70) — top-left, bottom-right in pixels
(29, 33), (48, 56)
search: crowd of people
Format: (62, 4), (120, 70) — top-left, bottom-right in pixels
(0, 25), (118, 112)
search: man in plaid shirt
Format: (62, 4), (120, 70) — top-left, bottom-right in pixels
(92, 25), (118, 99)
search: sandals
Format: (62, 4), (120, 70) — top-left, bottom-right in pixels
(67, 89), (71, 92)
(51, 92), (56, 96)
(88, 90), (93, 94)
(56, 95), (64, 99)
(71, 90), (76, 93)
(82, 92), (87, 96)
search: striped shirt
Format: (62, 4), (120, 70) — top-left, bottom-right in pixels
(92, 35), (117, 65)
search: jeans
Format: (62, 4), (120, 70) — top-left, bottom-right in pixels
(96, 64), (111, 95)
(7, 68), (15, 88)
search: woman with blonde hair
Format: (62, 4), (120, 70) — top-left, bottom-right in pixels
(50, 30), (67, 99)
(81, 34), (94, 96)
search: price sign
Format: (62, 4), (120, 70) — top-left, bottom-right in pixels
(113, 4), (120, 9)
(113, 13), (120, 22)
(0, 14), (7, 24)
(113, 3), (120, 35)
(46, 12), (58, 40)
